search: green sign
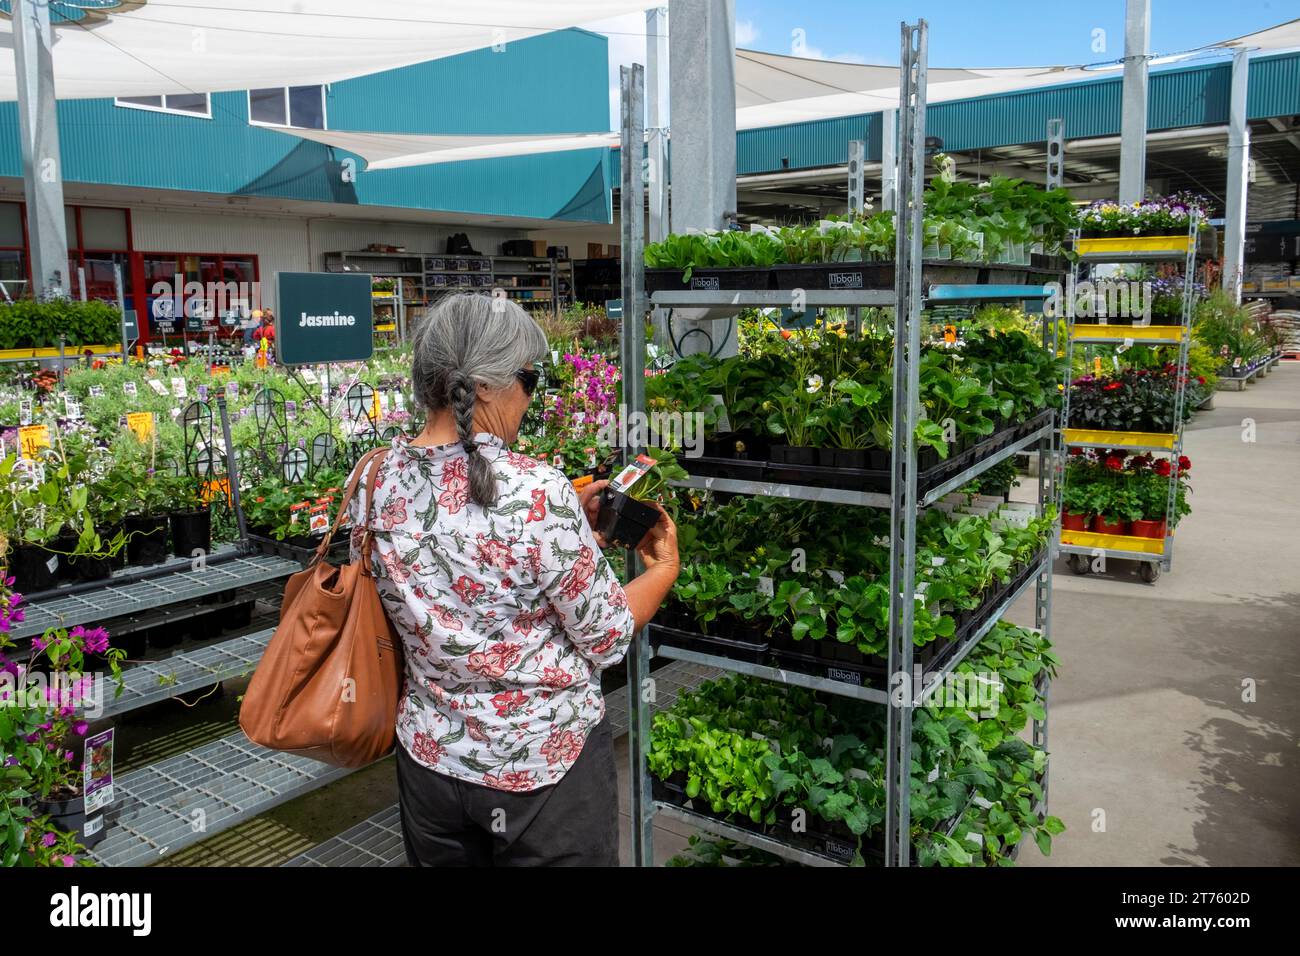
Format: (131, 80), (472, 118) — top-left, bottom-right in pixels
(276, 272), (374, 366)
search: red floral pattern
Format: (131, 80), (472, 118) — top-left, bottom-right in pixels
(349, 433), (634, 790)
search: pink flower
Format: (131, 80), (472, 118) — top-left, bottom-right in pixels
(41, 832), (57, 847)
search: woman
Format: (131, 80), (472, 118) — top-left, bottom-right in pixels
(347, 293), (679, 866)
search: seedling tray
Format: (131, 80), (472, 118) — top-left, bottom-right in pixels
(649, 621), (768, 664)
(246, 529), (350, 565)
(680, 410), (1052, 496)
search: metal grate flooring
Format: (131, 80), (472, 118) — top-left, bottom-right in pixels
(90, 731), (353, 867)
(281, 661), (723, 868)
(283, 805), (406, 868)
(102, 628), (273, 718)
(13, 553), (299, 641)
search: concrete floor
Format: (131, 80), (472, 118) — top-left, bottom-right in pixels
(1020, 363), (1300, 866)
(131, 365), (1300, 866)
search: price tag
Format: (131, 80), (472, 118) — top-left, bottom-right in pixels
(170, 377), (188, 398)
(123, 381), (138, 398)
(18, 424), (50, 459)
(1092, 357), (1102, 376)
(943, 324), (957, 344)
(18, 399), (31, 426)
(126, 411), (154, 442)
(147, 379), (169, 397)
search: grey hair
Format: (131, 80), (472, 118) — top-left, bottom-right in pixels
(411, 293), (548, 508)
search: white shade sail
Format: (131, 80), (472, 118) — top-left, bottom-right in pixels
(0, 0), (651, 101)
(276, 127), (620, 169)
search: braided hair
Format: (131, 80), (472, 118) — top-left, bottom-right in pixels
(411, 293), (547, 508)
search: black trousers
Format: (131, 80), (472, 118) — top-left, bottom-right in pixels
(395, 719), (619, 867)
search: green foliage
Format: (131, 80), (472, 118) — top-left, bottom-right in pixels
(0, 299), (122, 350)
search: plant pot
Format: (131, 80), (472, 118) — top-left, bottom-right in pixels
(867, 448), (891, 471)
(1130, 518), (1167, 539)
(594, 488), (660, 550)
(146, 622), (184, 649)
(35, 793), (108, 851)
(769, 444), (818, 466)
(169, 508), (212, 558)
(829, 448), (868, 469)
(61, 545), (114, 585)
(104, 523), (128, 570)
(116, 629), (148, 660)
(124, 514), (169, 567)
(1091, 515), (1130, 536)
(1061, 511), (1090, 533)
(7, 543), (60, 593)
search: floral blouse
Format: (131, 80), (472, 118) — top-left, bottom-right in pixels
(347, 432), (635, 792)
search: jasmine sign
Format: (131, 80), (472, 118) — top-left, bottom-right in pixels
(276, 272), (374, 366)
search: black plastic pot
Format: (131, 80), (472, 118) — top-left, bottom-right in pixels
(644, 266), (774, 292)
(868, 448), (891, 471)
(146, 622), (184, 649)
(36, 793), (108, 851)
(829, 448), (869, 469)
(8, 543), (60, 593)
(169, 508), (211, 558)
(116, 629), (148, 660)
(124, 514), (169, 567)
(594, 488), (660, 549)
(769, 444), (818, 466)
(59, 532), (114, 585)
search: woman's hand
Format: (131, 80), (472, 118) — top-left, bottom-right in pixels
(576, 479), (610, 548)
(635, 502), (679, 575)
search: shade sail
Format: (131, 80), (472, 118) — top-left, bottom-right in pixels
(0, 0), (651, 101)
(276, 127), (619, 169)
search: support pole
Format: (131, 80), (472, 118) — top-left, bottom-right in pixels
(646, 6), (672, 358)
(618, 63), (653, 869)
(886, 19), (927, 870)
(668, 0), (737, 357)
(847, 140), (867, 218)
(1046, 118), (1065, 191)
(1118, 0), (1151, 203)
(1224, 49), (1251, 303)
(13, 0), (70, 298)
(880, 109), (898, 211)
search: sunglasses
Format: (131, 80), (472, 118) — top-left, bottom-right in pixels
(515, 366), (541, 396)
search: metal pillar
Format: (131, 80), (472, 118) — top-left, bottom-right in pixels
(1046, 118), (1065, 191)
(668, 0), (737, 358)
(885, 19), (927, 870)
(646, 6), (672, 356)
(847, 140), (867, 217)
(13, 0), (70, 298)
(619, 63), (654, 869)
(880, 109), (898, 211)
(1224, 49), (1251, 303)
(1118, 0), (1150, 203)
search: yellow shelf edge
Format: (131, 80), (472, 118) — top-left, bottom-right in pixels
(1060, 529), (1167, 554)
(1071, 324), (1187, 341)
(0, 344), (120, 360)
(1077, 235), (1193, 255)
(1062, 428), (1177, 449)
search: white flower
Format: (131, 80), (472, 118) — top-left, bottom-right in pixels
(806, 374), (824, 394)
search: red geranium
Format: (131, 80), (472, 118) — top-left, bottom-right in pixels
(1104, 455), (1125, 471)
(1178, 455), (1191, 472)
(1103, 381), (1122, 391)
(1153, 459), (1172, 476)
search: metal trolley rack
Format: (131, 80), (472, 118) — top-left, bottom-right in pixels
(617, 21), (1056, 867)
(1057, 218), (1201, 583)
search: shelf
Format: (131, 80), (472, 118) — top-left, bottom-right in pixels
(11, 551), (300, 641)
(926, 284), (1053, 302)
(654, 554), (1048, 706)
(654, 802), (847, 867)
(669, 474), (892, 508)
(88, 730), (355, 867)
(1059, 528), (1167, 558)
(650, 289), (897, 308)
(283, 804), (406, 868)
(1071, 323), (1188, 345)
(1060, 428), (1178, 452)
(102, 628), (274, 718)
(918, 422), (1052, 506)
(1076, 234), (1193, 261)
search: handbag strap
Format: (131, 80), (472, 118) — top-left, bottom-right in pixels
(310, 446), (389, 568)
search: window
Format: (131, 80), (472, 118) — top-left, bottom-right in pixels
(248, 85), (326, 129)
(115, 93), (212, 118)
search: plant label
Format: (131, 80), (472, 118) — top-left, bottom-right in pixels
(300, 368), (319, 385)
(395, 392), (406, 411)
(1232, 357), (1242, 369)
(170, 377), (188, 398)
(146, 379), (168, 397)
(197, 384), (209, 402)
(757, 575), (774, 597)
(127, 412), (154, 442)
(46, 554), (59, 575)
(18, 424), (50, 459)
(309, 503), (330, 534)
(64, 397), (82, 420)
(286, 401), (297, 421)
(610, 454), (657, 494)
(84, 728), (115, 814)
(89, 385), (104, 398)
(824, 569), (845, 585)
(226, 382), (239, 401)
(289, 502), (310, 525)
(18, 399), (31, 425)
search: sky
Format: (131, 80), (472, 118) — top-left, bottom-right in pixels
(583, 0), (1297, 128)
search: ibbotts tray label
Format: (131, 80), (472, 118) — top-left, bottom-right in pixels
(690, 276), (721, 290)
(828, 271), (865, 289)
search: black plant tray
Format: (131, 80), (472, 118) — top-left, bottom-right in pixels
(246, 528), (349, 565)
(679, 410), (1052, 496)
(645, 267), (774, 293)
(652, 550), (1047, 690)
(649, 621), (768, 664)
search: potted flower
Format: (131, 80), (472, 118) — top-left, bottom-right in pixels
(1086, 454), (1141, 535)
(595, 446), (687, 549)
(163, 469), (212, 559)
(113, 435), (171, 568)
(0, 584), (126, 862)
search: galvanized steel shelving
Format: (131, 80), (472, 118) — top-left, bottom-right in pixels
(618, 21), (1056, 868)
(1056, 218), (1201, 582)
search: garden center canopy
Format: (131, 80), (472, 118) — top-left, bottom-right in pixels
(0, 0), (651, 100)
(263, 15), (1300, 170)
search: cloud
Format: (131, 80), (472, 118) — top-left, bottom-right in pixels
(735, 19), (759, 46)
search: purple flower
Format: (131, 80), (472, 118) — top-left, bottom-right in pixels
(61, 856), (75, 867)
(41, 832), (57, 848)
(73, 720), (89, 736)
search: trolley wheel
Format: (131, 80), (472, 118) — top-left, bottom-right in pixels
(1139, 562), (1161, 583)
(1067, 554), (1091, 575)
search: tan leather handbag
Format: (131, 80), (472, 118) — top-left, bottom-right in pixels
(240, 447), (403, 768)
